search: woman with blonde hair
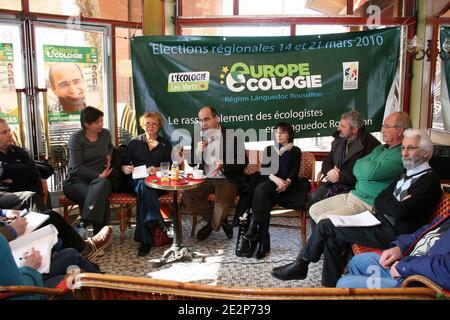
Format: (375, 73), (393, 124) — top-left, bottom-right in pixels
(122, 112), (173, 256)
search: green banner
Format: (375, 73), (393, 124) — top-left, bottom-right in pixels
(43, 45), (98, 63)
(132, 28), (400, 139)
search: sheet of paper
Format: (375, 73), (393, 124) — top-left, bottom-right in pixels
(23, 211), (50, 234)
(132, 165), (148, 179)
(9, 224), (58, 274)
(183, 159), (194, 174)
(328, 210), (381, 227)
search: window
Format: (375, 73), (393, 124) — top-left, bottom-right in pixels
(29, 0), (141, 23)
(116, 27), (142, 145)
(0, 0), (21, 11)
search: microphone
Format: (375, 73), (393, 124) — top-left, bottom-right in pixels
(200, 130), (205, 141)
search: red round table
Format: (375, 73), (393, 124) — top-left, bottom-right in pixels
(145, 175), (204, 267)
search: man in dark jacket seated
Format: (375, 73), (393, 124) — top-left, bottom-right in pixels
(271, 129), (442, 287)
(0, 118), (112, 262)
(309, 110), (380, 205)
(0, 118), (48, 212)
(336, 211), (450, 291)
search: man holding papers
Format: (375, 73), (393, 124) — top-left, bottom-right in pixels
(0, 234), (100, 300)
(0, 209), (112, 263)
(271, 129), (442, 287)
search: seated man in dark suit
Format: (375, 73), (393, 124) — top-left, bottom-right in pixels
(271, 129), (442, 287)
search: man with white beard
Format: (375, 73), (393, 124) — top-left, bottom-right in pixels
(271, 129), (442, 287)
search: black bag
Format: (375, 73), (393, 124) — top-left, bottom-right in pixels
(35, 160), (54, 179)
(235, 209), (257, 258)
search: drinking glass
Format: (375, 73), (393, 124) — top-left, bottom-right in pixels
(160, 162), (170, 183)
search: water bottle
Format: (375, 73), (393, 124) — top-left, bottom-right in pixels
(76, 222), (88, 240)
(170, 161), (179, 181)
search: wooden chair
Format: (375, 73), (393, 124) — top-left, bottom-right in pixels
(1, 273), (445, 300)
(59, 192), (181, 241)
(402, 275), (450, 299)
(270, 152), (316, 245)
(0, 273), (71, 300)
(40, 179), (50, 206)
(189, 150), (261, 238)
(188, 151), (315, 244)
(68, 272), (438, 300)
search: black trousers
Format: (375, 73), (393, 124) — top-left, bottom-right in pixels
(251, 181), (277, 224)
(41, 210), (86, 253)
(300, 219), (397, 287)
(63, 176), (112, 229)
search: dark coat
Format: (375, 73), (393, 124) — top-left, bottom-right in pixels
(321, 126), (380, 188)
(374, 170), (442, 235)
(259, 145), (310, 210)
(0, 146), (41, 192)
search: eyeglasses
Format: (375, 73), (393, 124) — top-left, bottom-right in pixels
(144, 122), (159, 127)
(381, 124), (401, 129)
(401, 146), (420, 151)
(56, 78), (83, 90)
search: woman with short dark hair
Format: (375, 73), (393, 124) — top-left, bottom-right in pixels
(63, 106), (113, 237)
(241, 122), (309, 259)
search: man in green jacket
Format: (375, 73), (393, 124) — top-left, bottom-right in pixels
(309, 111), (412, 222)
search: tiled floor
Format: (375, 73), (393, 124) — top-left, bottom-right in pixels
(93, 215), (324, 288)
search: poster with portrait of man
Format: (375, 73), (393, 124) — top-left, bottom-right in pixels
(44, 45), (103, 124)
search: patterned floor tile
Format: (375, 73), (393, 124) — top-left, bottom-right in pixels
(93, 216), (324, 288)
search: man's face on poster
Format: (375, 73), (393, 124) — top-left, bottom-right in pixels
(50, 63), (87, 113)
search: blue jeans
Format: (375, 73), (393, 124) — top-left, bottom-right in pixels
(46, 248), (100, 281)
(336, 252), (399, 288)
(132, 179), (164, 245)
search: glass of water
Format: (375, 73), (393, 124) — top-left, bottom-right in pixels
(160, 162), (170, 182)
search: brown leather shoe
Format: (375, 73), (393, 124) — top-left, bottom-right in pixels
(84, 226), (113, 261)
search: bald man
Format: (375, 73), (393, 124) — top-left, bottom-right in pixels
(48, 62), (87, 113)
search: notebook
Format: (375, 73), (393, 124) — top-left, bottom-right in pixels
(9, 224), (58, 274)
(22, 211), (50, 234)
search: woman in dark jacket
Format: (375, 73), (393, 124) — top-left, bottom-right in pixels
(122, 112), (172, 256)
(243, 122), (309, 259)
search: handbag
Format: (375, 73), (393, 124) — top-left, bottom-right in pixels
(235, 209), (257, 257)
(150, 223), (172, 247)
(35, 160), (54, 179)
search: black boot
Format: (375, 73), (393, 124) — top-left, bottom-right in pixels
(255, 217), (270, 259)
(255, 236), (270, 259)
(271, 256), (309, 281)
